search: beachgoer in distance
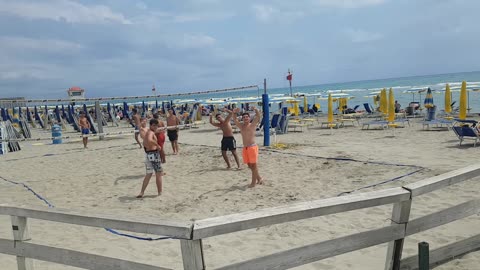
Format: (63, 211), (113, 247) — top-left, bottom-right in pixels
(230, 107), (263, 187)
(395, 100), (401, 113)
(166, 108), (180, 154)
(153, 113), (167, 163)
(132, 108), (142, 148)
(137, 119), (163, 198)
(78, 111), (91, 149)
(209, 110), (241, 169)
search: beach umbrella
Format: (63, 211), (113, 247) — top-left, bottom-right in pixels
(459, 81), (467, 120)
(142, 101), (146, 114)
(444, 84), (452, 114)
(55, 105), (61, 122)
(328, 94), (334, 125)
(123, 102), (128, 117)
(26, 107), (32, 122)
(388, 88), (395, 123)
(424, 88), (434, 108)
(303, 96), (308, 112)
(155, 100), (158, 109)
(380, 89), (387, 114)
(0, 108), (6, 121)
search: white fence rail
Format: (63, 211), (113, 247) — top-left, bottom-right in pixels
(1, 164), (480, 269)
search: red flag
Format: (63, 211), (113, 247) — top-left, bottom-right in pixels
(286, 73), (292, 81)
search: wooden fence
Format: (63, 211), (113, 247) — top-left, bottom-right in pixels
(1, 164), (480, 269)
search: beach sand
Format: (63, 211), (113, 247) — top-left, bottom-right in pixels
(0, 116), (479, 269)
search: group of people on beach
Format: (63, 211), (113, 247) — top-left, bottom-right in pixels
(131, 106), (264, 197)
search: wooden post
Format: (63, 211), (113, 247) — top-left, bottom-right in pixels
(180, 239), (204, 270)
(11, 216), (33, 270)
(95, 101), (104, 140)
(384, 199), (412, 270)
(418, 242), (429, 270)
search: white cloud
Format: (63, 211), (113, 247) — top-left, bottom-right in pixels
(345, 28), (383, 43)
(252, 4), (304, 23)
(0, 36), (84, 52)
(181, 34), (216, 48)
(252, 4), (278, 22)
(314, 0), (385, 8)
(0, 0), (132, 24)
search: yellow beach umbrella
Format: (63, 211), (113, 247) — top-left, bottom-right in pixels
(388, 88), (395, 123)
(303, 96), (308, 113)
(328, 93), (334, 124)
(380, 88), (387, 114)
(444, 84), (452, 114)
(459, 81), (467, 120)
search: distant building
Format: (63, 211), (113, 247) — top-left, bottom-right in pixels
(0, 97), (26, 109)
(67, 86), (85, 100)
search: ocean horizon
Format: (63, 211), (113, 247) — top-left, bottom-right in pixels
(5, 70), (480, 113)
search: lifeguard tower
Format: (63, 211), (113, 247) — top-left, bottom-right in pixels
(67, 86), (85, 100)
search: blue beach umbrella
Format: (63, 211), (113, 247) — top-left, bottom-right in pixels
(162, 102), (165, 113)
(18, 107), (22, 118)
(55, 105), (61, 122)
(34, 106), (38, 119)
(6, 108), (12, 121)
(26, 107), (32, 122)
(142, 101), (146, 114)
(107, 102), (111, 113)
(0, 108), (6, 121)
(83, 104), (88, 113)
(424, 88), (434, 108)
(123, 102), (128, 118)
(155, 100), (158, 109)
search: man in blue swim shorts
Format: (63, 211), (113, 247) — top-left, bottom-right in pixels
(79, 111), (91, 149)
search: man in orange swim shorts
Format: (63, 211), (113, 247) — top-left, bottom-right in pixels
(230, 106), (263, 188)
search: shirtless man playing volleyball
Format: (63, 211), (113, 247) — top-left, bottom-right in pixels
(229, 107), (263, 187)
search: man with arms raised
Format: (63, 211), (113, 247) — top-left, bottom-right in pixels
(210, 109), (241, 169)
(137, 119), (163, 198)
(230, 107), (263, 187)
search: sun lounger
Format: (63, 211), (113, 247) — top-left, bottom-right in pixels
(452, 125), (480, 147)
(362, 120), (389, 130)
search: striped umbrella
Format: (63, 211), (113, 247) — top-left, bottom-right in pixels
(459, 81), (467, 120)
(424, 88), (434, 108)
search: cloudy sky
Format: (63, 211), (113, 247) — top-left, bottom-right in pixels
(0, 0), (479, 98)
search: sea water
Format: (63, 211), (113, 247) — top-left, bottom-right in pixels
(149, 71), (480, 113)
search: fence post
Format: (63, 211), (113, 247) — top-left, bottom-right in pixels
(11, 216), (33, 270)
(384, 198), (412, 270)
(418, 242), (429, 270)
(181, 239), (205, 270)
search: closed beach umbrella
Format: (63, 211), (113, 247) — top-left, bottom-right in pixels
(155, 100), (159, 109)
(328, 94), (334, 124)
(26, 107), (32, 122)
(444, 84), (452, 114)
(380, 89), (387, 113)
(424, 88), (434, 108)
(142, 101), (146, 114)
(388, 88), (395, 123)
(459, 81), (467, 120)
(303, 95), (308, 112)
